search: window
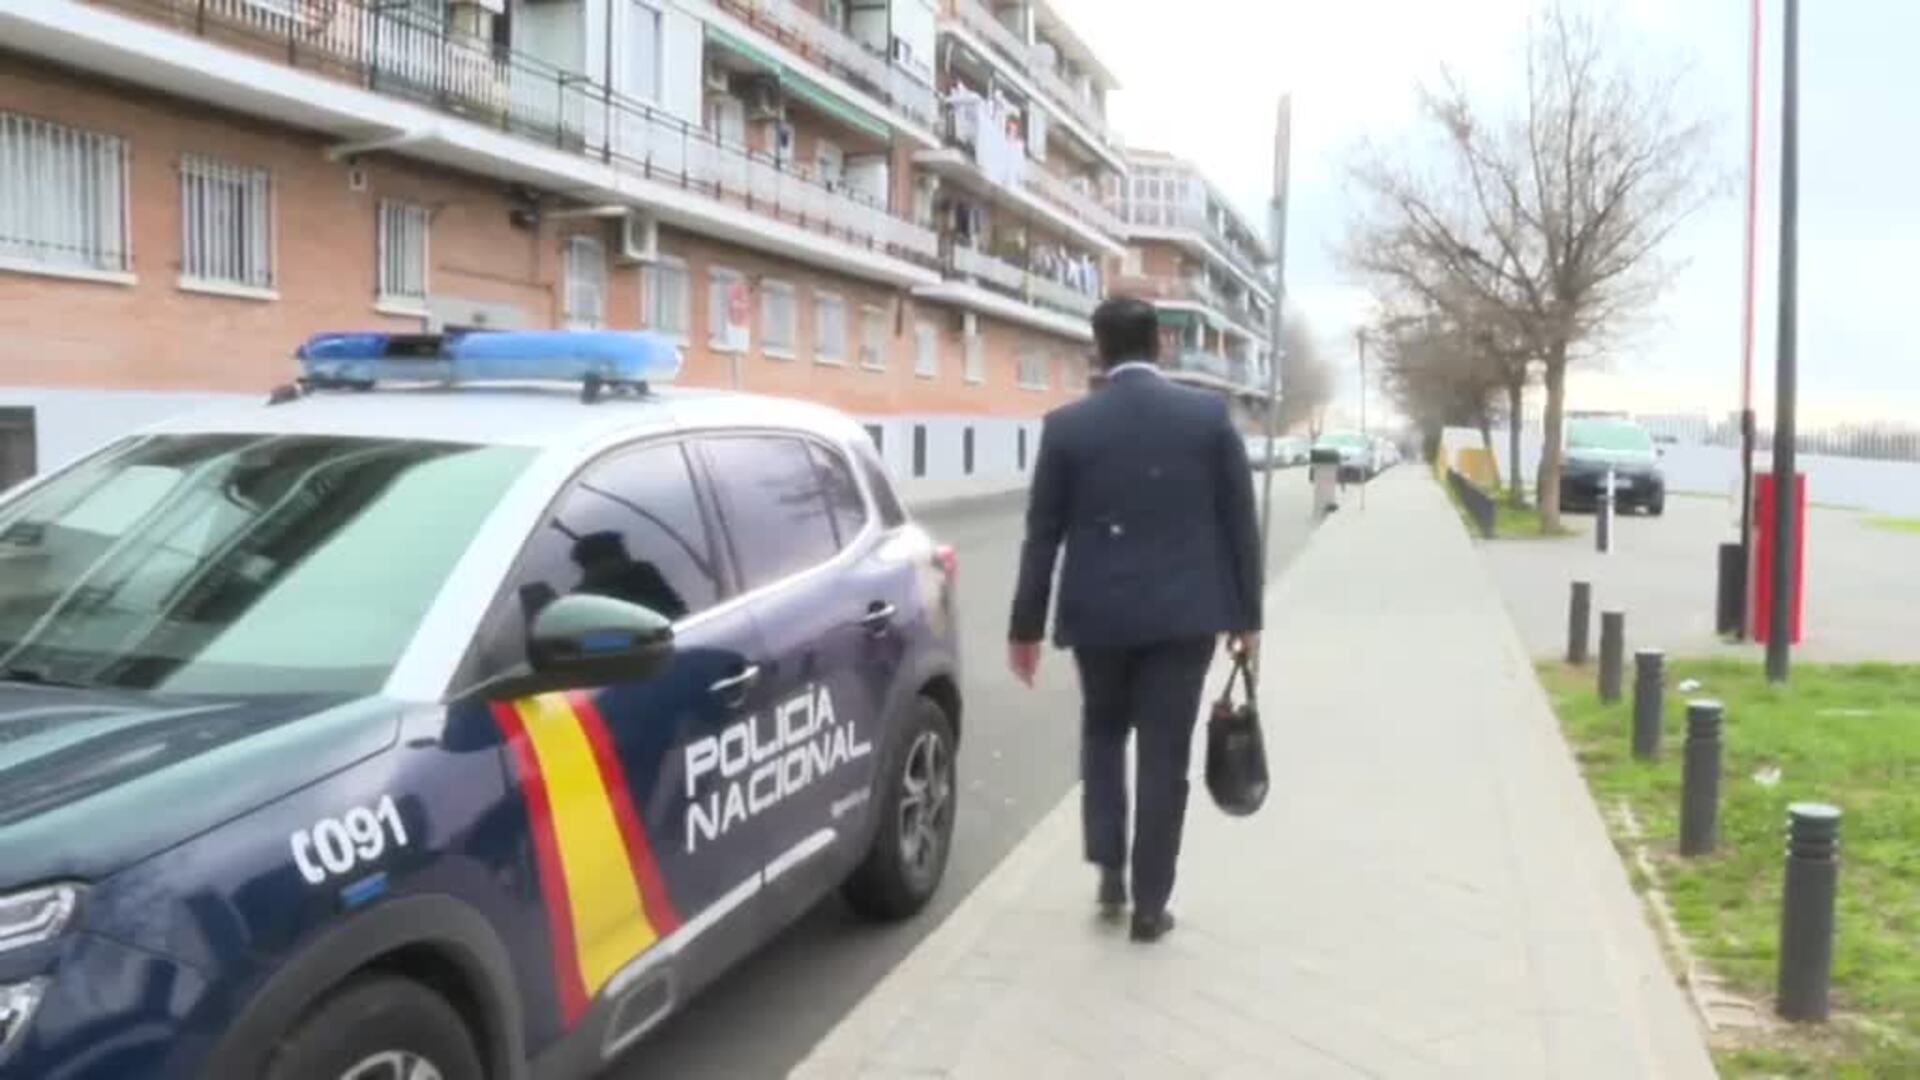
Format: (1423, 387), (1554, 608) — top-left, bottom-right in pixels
(626, 0), (663, 102)
(643, 258), (690, 339)
(863, 424), (884, 455)
(912, 425), (927, 479)
(860, 305), (888, 370)
(479, 441), (723, 675)
(963, 427), (976, 476)
(914, 321), (939, 378)
(1017, 348), (1050, 390)
(815, 138), (845, 188)
(963, 331), (985, 384)
(814, 293), (848, 364)
(1063, 352), (1089, 390)
(709, 267), (746, 351)
(562, 234), (606, 329)
(807, 442), (869, 547)
(0, 111), (129, 276)
(376, 200), (430, 309)
(0, 433), (533, 696)
(702, 437), (842, 588)
(1018, 427), (1029, 471)
(180, 155), (273, 292)
(761, 280), (797, 357)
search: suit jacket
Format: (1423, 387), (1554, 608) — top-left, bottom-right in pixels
(1009, 365), (1264, 649)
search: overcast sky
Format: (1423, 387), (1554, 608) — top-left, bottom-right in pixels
(1052, 0), (1918, 428)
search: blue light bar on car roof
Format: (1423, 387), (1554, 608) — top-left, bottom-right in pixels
(295, 330), (683, 390)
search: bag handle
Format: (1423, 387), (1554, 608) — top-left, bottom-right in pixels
(1217, 649), (1257, 707)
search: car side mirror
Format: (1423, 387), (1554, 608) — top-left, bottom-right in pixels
(483, 594), (675, 700)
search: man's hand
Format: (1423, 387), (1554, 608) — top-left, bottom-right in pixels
(1226, 632), (1261, 659)
(1009, 640), (1042, 687)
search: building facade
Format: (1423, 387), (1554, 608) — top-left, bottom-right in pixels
(0, 0), (1126, 488)
(1112, 148), (1274, 428)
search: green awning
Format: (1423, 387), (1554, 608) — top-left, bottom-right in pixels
(1156, 309), (1199, 328)
(707, 28), (893, 142)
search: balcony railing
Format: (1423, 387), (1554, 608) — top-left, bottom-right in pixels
(947, 0), (1112, 146)
(107, 0), (936, 263)
(1119, 201), (1269, 289)
(718, 0), (937, 129)
(1025, 166), (1125, 240)
(946, 244), (1099, 320)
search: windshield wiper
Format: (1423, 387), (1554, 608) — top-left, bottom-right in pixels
(0, 666), (93, 690)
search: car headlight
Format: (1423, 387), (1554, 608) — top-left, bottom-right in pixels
(0, 980), (46, 1057)
(0, 885), (80, 953)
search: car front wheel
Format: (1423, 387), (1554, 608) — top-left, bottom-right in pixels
(842, 695), (957, 921)
(264, 976), (484, 1080)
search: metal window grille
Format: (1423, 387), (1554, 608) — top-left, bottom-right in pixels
(564, 234), (606, 329)
(815, 294), (847, 361)
(376, 200), (430, 304)
(644, 260), (689, 337)
(860, 306), (887, 370)
(0, 111), (130, 273)
(181, 155), (273, 289)
(914, 322), (938, 378)
(761, 282), (797, 355)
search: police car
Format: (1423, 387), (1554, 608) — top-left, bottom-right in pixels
(0, 331), (962, 1079)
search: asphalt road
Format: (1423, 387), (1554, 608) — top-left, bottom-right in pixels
(605, 474), (1320, 1079)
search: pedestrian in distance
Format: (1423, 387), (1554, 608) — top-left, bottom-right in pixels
(1008, 296), (1264, 944)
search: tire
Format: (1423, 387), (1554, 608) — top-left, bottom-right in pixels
(842, 695), (957, 921)
(264, 975), (484, 1080)
(1649, 498), (1666, 518)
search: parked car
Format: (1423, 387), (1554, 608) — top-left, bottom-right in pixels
(1314, 431), (1377, 483)
(0, 331), (963, 1079)
(1558, 415), (1667, 515)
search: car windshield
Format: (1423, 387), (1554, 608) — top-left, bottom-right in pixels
(1568, 421), (1655, 453)
(0, 433), (532, 696)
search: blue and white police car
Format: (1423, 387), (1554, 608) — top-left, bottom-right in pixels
(0, 331), (962, 1079)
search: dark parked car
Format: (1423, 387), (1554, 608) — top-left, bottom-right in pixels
(1558, 416), (1666, 516)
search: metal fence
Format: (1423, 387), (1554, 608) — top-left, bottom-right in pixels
(132, 0), (936, 262)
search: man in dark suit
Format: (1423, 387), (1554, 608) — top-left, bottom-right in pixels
(1009, 296), (1264, 943)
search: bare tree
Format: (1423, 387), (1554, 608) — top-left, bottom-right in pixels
(1279, 314), (1335, 435)
(1345, 5), (1715, 530)
(1374, 309), (1507, 466)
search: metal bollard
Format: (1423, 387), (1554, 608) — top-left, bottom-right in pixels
(1567, 581), (1593, 665)
(1777, 803), (1841, 1022)
(1716, 542), (1747, 637)
(1597, 611), (1626, 703)
(1596, 468), (1616, 554)
(1632, 650), (1665, 759)
(1680, 700), (1723, 856)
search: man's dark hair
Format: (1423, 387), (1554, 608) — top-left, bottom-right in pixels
(1091, 296), (1160, 369)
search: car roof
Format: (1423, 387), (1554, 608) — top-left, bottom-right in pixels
(140, 384), (868, 455)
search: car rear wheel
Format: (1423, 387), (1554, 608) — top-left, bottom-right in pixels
(842, 695), (957, 921)
(264, 975), (483, 1080)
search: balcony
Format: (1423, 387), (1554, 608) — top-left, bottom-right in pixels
(947, 0), (1113, 149)
(1026, 165), (1126, 241)
(89, 0), (936, 265)
(714, 0), (937, 130)
(1166, 351), (1264, 395)
(1119, 201), (1271, 297)
(947, 244), (1099, 320)
(917, 97), (1125, 255)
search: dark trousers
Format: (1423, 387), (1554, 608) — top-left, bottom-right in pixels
(1073, 636), (1217, 916)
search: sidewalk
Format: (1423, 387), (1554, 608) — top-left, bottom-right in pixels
(793, 470), (1717, 1079)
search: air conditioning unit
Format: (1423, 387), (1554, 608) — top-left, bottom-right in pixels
(615, 211), (658, 265)
(704, 62), (732, 95)
(743, 77), (783, 121)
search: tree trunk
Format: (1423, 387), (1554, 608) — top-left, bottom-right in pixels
(1506, 379), (1526, 508)
(1537, 347), (1569, 533)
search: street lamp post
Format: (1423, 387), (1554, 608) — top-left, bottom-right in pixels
(1767, 0), (1801, 684)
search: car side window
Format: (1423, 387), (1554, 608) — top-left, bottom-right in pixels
(702, 436), (842, 590)
(850, 439), (906, 528)
(809, 441), (869, 546)
(478, 441), (724, 675)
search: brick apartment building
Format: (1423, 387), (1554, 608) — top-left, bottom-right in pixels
(0, 0), (1271, 488)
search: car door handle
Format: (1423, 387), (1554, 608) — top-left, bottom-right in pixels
(859, 603), (897, 633)
(708, 665), (761, 705)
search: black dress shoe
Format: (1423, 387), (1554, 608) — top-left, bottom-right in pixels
(1130, 910), (1176, 943)
(1097, 867), (1127, 918)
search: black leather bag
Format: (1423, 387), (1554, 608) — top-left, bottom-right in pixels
(1205, 653), (1269, 817)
